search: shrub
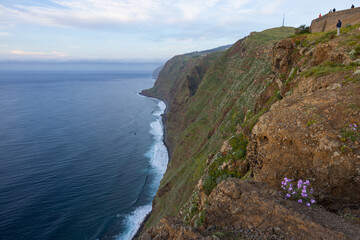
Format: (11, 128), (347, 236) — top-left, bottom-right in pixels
(202, 134), (248, 195)
(295, 25), (310, 34)
(203, 175), (217, 195)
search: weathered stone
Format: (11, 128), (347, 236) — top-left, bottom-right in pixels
(248, 83), (360, 208)
(140, 179), (360, 240)
(205, 179), (360, 240)
(272, 39), (294, 74)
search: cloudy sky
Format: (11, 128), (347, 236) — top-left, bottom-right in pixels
(0, 0), (355, 60)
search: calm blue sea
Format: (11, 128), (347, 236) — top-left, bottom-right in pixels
(0, 62), (168, 240)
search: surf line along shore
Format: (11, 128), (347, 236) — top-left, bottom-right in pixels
(131, 93), (170, 240)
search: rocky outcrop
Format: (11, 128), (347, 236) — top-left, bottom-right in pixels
(272, 39), (294, 74)
(248, 29), (360, 210)
(206, 179), (360, 239)
(248, 81), (360, 209)
(141, 179), (360, 240)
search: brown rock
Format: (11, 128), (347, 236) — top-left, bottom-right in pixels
(272, 39), (294, 74)
(220, 140), (232, 155)
(310, 43), (334, 66)
(247, 83), (360, 208)
(206, 179), (360, 240)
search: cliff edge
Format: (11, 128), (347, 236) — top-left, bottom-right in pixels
(138, 25), (360, 239)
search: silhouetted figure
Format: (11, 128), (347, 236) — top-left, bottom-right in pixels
(333, 8), (336, 12)
(337, 19), (342, 36)
(351, 4), (355, 8)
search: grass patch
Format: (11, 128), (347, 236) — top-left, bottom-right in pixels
(302, 62), (359, 78)
(245, 27), (295, 46)
(203, 134), (248, 195)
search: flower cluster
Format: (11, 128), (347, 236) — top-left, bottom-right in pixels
(281, 178), (316, 207)
(349, 124), (358, 132)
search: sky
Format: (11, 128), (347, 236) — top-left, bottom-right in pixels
(0, 0), (356, 61)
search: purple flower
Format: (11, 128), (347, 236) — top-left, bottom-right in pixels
(355, 124), (357, 128)
(289, 187), (293, 191)
(311, 199), (316, 204)
(304, 180), (310, 185)
(302, 193), (308, 198)
(281, 181), (285, 185)
(302, 188), (307, 193)
(306, 203), (311, 207)
(354, 128), (357, 131)
(292, 191), (296, 195)
(310, 189), (314, 194)
(350, 124), (353, 127)
(298, 199), (303, 204)
(286, 193), (291, 198)
(297, 180), (303, 188)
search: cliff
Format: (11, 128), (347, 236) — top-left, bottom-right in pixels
(139, 25), (360, 239)
(310, 7), (360, 33)
(152, 65), (164, 79)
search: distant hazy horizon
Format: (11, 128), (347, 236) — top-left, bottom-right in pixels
(0, 0), (355, 60)
(0, 61), (164, 72)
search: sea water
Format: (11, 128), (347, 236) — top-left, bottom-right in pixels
(0, 62), (168, 240)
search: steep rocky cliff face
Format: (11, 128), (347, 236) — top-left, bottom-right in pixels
(139, 25), (360, 239)
(140, 26), (296, 229)
(248, 25), (360, 210)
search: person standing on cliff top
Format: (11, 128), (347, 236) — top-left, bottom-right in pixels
(351, 4), (355, 8)
(337, 20), (342, 36)
(333, 8), (336, 12)
(319, 13), (321, 18)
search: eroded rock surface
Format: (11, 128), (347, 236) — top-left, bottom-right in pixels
(141, 179), (360, 239)
(248, 76), (360, 209)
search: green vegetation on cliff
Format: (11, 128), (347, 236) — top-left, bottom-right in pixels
(142, 27), (296, 229)
(139, 20), (360, 239)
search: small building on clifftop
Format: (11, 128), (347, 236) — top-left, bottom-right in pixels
(310, 7), (360, 33)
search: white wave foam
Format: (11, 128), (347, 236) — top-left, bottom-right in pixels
(148, 101), (168, 176)
(116, 205), (152, 240)
(117, 100), (168, 240)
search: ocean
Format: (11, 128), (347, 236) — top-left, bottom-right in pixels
(0, 62), (168, 240)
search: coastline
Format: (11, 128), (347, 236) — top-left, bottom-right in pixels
(139, 91), (171, 160)
(132, 91), (170, 239)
